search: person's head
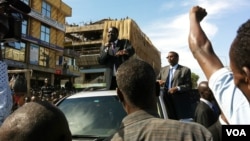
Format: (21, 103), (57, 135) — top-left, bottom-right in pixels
(167, 51), (179, 66)
(31, 95), (39, 102)
(116, 58), (157, 113)
(0, 101), (72, 141)
(229, 19), (250, 101)
(44, 78), (49, 84)
(197, 81), (214, 101)
(108, 26), (119, 42)
(13, 93), (26, 108)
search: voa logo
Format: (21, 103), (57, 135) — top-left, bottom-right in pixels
(226, 129), (246, 136)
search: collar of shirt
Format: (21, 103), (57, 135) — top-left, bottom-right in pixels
(114, 40), (118, 45)
(170, 64), (178, 74)
(200, 98), (213, 109)
(170, 64), (178, 70)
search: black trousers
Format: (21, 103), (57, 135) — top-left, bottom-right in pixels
(163, 90), (193, 120)
(110, 76), (117, 90)
(163, 91), (178, 120)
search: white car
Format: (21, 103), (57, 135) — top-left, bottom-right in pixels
(56, 90), (168, 141)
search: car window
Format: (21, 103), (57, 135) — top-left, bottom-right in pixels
(57, 95), (126, 137)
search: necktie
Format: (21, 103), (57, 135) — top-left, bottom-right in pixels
(111, 42), (116, 76)
(165, 68), (173, 89)
(168, 68), (173, 89)
(212, 104), (220, 117)
(111, 42), (115, 55)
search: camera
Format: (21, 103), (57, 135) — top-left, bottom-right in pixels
(0, 0), (31, 42)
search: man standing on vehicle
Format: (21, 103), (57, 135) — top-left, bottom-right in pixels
(98, 27), (135, 90)
(157, 51), (192, 120)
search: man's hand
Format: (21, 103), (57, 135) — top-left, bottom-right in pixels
(156, 80), (165, 87)
(104, 42), (111, 53)
(189, 6), (207, 22)
(115, 49), (128, 56)
(168, 87), (178, 94)
(188, 6), (224, 80)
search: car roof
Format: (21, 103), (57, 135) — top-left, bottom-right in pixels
(66, 90), (117, 99)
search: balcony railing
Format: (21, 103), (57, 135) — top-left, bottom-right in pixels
(28, 9), (65, 31)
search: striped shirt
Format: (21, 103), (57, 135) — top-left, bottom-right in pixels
(107, 110), (213, 141)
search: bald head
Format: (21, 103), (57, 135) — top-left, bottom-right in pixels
(197, 81), (214, 101)
(0, 101), (71, 141)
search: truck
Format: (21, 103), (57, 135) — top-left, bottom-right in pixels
(64, 18), (161, 90)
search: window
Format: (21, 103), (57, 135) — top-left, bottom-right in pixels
(56, 55), (63, 65)
(40, 25), (50, 43)
(22, 19), (28, 34)
(42, 1), (51, 17)
(4, 42), (26, 62)
(30, 44), (39, 65)
(39, 47), (56, 68)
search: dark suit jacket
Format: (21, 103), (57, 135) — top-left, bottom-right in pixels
(98, 39), (135, 89)
(194, 101), (218, 128)
(208, 119), (222, 141)
(157, 64), (192, 92)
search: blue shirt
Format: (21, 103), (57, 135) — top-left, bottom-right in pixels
(0, 61), (13, 126)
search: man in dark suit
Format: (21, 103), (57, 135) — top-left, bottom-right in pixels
(208, 111), (228, 141)
(98, 27), (135, 90)
(194, 81), (219, 128)
(157, 51), (192, 120)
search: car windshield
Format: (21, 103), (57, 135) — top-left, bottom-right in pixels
(57, 95), (126, 138)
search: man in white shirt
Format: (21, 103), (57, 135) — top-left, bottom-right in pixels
(188, 6), (250, 124)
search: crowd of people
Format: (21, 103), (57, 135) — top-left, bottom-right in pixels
(0, 2), (250, 141)
(8, 76), (75, 112)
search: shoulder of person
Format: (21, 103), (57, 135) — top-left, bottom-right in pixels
(161, 65), (170, 70)
(118, 39), (131, 44)
(178, 64), (191, 70)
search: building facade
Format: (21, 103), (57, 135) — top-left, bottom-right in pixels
(3, 0), (80, 94)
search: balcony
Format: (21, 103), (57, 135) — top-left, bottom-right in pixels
(76, 54), (100, 67)
(28, 9), (65, 31)
(55, 65), (80, 77)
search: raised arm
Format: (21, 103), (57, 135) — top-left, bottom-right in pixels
(188, 6), (224, 80)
